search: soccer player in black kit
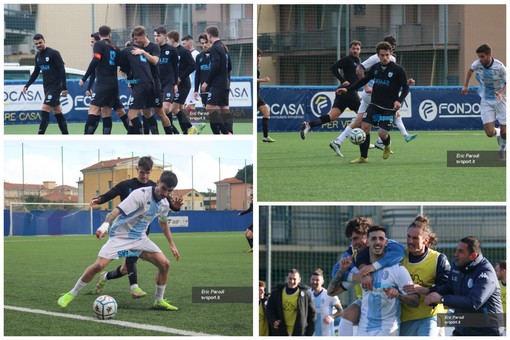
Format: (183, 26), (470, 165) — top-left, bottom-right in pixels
(90, 156), (183, 299)
(300, 40), (362, 146)
(80, 25), (120, 135)
(23, 33), (69, 134)
(202, 25), (233, 134)
(337, 41), (409, 163)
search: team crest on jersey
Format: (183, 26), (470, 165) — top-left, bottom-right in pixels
(165, 51), (169, 55)
(47, 95), (52, 99)
(45, 57), (49, 62)
(467, 278), (473, 288)
(382, 269), (390, 280)
(388, 72), (393, 78)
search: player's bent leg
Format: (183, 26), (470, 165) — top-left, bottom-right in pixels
(483, 122), (497, 137)
(140, 251), (170, 285)
(337, 301), (361, 335)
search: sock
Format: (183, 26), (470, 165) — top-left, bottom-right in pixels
(247, 236), (253, 249)
(495, 127), (501, 137)
(147, 116), (159, 134)
(84, 114), (100, 134)
(155, 284), (166, 302)
(106, 265), (124, 280)
(142, 116), (150, 134)
(209, 111), (222, 134)
(166, 113), (180, 134)
(125, 256), (138, 286)
(382, 134), (391, 146)
(69, 278), (88, 296)
(262, 117), (269, 138)
(130, 117), (143, 134)
(163, 125), (173, 134)
(119, 114), (129, 131)
(395, 115), (408, 137)
(221, 111), (233, 134)
(335, 125), (353, 144)
(38, 111), (50, 134)
(54, 113), (68, 134)
(360, 133), (370, 158)
(338, 318), (354, 336)
(102, 116), (112, 134)
(130, 284), (139, 291)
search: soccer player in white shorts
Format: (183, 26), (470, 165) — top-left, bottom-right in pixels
(57, 171), (180, 311)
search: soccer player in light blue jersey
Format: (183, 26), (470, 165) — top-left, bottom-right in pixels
(58, 171), (180, 311)
(462, 44), (506, 158)
(308, 268), (343, 336)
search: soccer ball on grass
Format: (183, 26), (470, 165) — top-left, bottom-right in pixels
(93, 295), (117, 320)
(349, 128), (366, 145)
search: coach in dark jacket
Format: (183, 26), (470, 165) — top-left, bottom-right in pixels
(266, 268), (315, 336)
(425, 236), (503, 336)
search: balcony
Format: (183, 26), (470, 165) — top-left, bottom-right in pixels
(4, 8), (36, 34)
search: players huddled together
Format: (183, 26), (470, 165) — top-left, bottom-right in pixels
(260, 216), (505, 336)
(26, 24), (232, 135)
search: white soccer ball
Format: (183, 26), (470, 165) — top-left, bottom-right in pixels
(349, 128), (366, 145)
(93, 295), (117, 320)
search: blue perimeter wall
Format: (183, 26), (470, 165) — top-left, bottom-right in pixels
(4, 209), (252, 236)
(257, 86), (486, 132)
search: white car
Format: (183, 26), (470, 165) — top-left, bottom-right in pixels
(4, 63), (85, 81)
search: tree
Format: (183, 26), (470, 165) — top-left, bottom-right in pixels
(235, 164), (253, 184)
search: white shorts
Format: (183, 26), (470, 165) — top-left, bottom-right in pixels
(358, 91), (372, 113)
(98, 237), (162, 260)
(481, 99), (506, 125)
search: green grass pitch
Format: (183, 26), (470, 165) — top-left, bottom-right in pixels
(257, 130), (505, 202)
(4, 232), (253, 336)
(4, 121), (253, 135)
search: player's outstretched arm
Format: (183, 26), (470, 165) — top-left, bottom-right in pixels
(159, 217), (180, 261)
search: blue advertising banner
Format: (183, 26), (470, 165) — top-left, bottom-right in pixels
(257, 86), (485, 132)
(4, 76), (252, 124)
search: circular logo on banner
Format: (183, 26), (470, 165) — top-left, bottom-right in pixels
(60, 94), (73, 114)
(310, 92), (332, 118)
(419, 100), (438, 122)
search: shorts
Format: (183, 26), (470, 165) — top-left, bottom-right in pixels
(363, 104), (395, 131)
(174, 79), (191, 104)
(128, 83), (155, 110)
(153, 85), (163, 108)
(98, 236), (162, 260)
(333, 91), (360, 112)
(112, 96), (124, 111)
(91, 84), (119, 108)
(162, 83), (176, 103)
(481, 99), (506, 125)
(358, 91), (372, 113)
(257, 95), (266, 108)
(207, 87), (230, 107)
(200, 92), (209, 107)
(43, 87), (62, 107)
(247, 224), (253, 231)
(400, 317), (438, 336)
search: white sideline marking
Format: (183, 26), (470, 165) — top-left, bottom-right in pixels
(5, 305), (218, 336)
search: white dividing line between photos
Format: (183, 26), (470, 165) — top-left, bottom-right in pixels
(4, 305), (219, 336)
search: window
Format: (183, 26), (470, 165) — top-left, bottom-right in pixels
(195, 4), (206, 10)
(354, 5), (366, 15)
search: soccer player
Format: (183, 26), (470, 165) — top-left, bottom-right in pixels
(399, 216), (451, 336)
(90, 156), (183, 298)
(300, 40), (362, 146)
(167, 30), (198, 134)
(496, 260), (506, 335)
(308, 268), (343, 336)
(341, 226), (419, 336)
(425, 236), (504, 336)
(202, 25), (233, 134)
(258, 49), (275, 143)
(461, 44), (506, 159)
(259, 281), (270, 336)
(23, 33), (69, 134)
(182, 35), (200, 112)
(266, 268), (316, 336)
(337, 41), (409, 163)
(332, 35), (416, 154)
(154, 26), (179, 134)
(80, 25), (121, 135)
(194, 34), (212, 121)
(238, 193), (253, 252)
(58, 171), (181, 311)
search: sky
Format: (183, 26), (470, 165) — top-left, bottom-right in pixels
(3, 138), (253, 192)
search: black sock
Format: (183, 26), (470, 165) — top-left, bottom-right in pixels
(221, 111), (233, 134)
(125, 256), (139, 286)
(147, 115), (159, 134)
(177, 110), (192, 133)
(54, 113), (68, 134)
(84, 114), (99, 134)
(209, 111), (222, 134)
(310, 115), (331, 128)
(262, 117), (269, 137)
(247, 236), (253, 249)
(360, 133), (370, 158)
(106, 265), (124, 280)
(102, 116), (112, 134)
(142, 116), (150, 134)
(163, 125), (173, 134)
(38, 111), (50, 134)
(119, 114), (129, 131)
(382, 134), (391, 146)
(130, 117), (143, 134)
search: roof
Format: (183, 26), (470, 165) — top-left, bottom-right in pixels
(81, 157), (136, 172)
(214, 177), (244, 185)
(173, 189), (202, 197)
(4, 182), (45, 190)
(41, 192), (79, 203)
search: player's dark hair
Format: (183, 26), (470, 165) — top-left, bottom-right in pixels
(182, 34), (193, 41)
(368, 225), (387, 237)
(476, 44), (492, 55)
(205, 25), (219, 38)
(460, 236), (481, 255)
(33, 33), (44, 41)
(160, 170), (178, 188)
(499, 260), (506, 270)
(91, 32), (100, 42)
(383, 35), (397, 48)
(154, 26), (167, 35)
(198, 33), (208, 42)
(131, 25), (147, 37)
(350, 40), (362, 48)
(167, 30), (180, 43)
(376, 41), (393, 55)
(408, 215), (438, 249)
(137, 156), (153, 172)
(259, 280), (266, 288)
(345, 217), (372, 238)
(312, 268), (324, 277)
(98, 25), (111, 38)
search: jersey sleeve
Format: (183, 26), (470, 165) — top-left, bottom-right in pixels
(25, 56), (41, 88)
(116, 188), (143, 216)
(361, 54), (379, 71)
(372, 239), (405, 271)
(394, 264), (414, 294)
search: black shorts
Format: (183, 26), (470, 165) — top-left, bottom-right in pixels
(362, 104), (395, 131)
(247, 224), (253, 231)
(112, 96), (124, 111)
(333, 91), (360, 112)
(207, 87), (229, 107)
(91, 84), (119, 108)
(257, 95), (266, 108)
(174, 80), (191, 104)
(43, 87), (62, 107)
(200, 92), (208, 107)
(153, 85), (163, 108)
(162, 83), (176, 103)
(128, 83), (155, 110)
